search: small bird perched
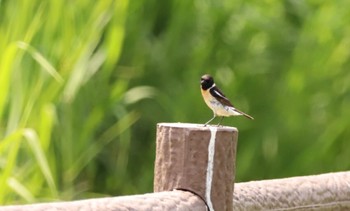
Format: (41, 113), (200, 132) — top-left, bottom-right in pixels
(200, 74), (253, 126)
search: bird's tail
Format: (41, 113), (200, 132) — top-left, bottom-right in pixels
(232, 108), (254, 120)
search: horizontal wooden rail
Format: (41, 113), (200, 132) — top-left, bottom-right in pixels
(233, 171), (350, 210)
(2, 171), (350, 211)
(0, 190), (206, 211)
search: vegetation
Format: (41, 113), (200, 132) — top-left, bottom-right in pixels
(1, 0), (349, 204)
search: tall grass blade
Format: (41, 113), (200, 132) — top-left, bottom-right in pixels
(16, 41), (63, 83)
(23, 129), (58, 198)
(8, 177), (35, 203)
(67, 111), (140, 182)
(0, 43), (17, 121)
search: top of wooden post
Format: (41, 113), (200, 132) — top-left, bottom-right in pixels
(157, 122), (238, 132)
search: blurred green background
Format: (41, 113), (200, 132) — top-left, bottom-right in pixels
(1, 0), (350, 205)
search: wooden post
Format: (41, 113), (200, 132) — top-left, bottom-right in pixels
(154, 123), (238, 211)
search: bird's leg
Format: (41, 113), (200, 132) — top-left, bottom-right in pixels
(217, 116), (224, 126)
(204, 113), (216, 126)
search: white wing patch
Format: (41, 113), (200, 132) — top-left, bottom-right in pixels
(209, 84), (227, 99)
(212, 89), (226, 99)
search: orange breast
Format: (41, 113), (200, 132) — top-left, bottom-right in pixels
(201, 88), (215, 109)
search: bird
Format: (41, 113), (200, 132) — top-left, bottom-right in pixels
(200, 74), (253, 126)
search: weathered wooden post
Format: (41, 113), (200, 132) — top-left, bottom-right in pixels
(154, 123), (238, 211)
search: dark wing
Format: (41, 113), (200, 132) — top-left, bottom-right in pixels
(209, 86), (234, 107)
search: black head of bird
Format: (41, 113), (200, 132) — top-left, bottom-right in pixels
(200, 74), (214, 90)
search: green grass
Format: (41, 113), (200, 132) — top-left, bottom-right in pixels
(1, 0), (350, 205)
(0, 0), (140, 204)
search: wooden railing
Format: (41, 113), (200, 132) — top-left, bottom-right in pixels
(1, 123), (350, 211)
